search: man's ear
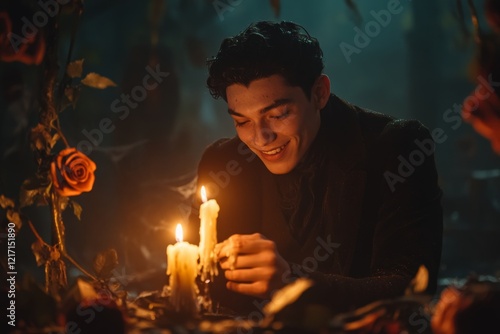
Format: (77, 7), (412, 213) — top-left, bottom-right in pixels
(312, 74), (331, 109)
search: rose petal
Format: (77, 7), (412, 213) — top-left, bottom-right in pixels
(51, 148), (96, 197)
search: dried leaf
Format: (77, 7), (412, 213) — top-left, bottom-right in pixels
(81, 72), (116, 89)
(64, 85), (81, 106)
(30, 124), (52, 152)
(93, 249), (119, 280)
(20, 187), (48, 208)
(49, 133), (60, 149)
(32, 239), (50, 266)
(67, 59), (84, 78)
(20, 178), (50, 208)
(70, 200), (82, 220)
(6, 209), (22, 230)
(59, 196), (69, 211)
(0, 194), (15, 209)
(64, 86), (75, 102)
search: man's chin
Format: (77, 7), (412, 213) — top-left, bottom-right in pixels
(261, 161), (296, 175)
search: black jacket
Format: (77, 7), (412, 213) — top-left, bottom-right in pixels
(188, 94), (443, 315)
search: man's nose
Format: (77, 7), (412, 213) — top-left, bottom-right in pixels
(253, 122), (276, 147)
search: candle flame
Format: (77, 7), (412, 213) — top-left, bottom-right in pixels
(175, 223), (183, 242)
(201, 186), (207, 203)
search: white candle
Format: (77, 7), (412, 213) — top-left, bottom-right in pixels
(166, 223), (199, 315)
(198, 186), (220, 283)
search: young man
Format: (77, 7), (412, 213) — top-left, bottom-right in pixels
(189, 21), (443, 315)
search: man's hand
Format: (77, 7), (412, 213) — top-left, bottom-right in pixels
(216, 233), (290, 299)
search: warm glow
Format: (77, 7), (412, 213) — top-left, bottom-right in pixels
(175, 223), (183, 242)
(201, 186), (207, 203)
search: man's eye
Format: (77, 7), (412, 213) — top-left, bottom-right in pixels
(235, 120), (249, 127)
(272, 110), (290, 120)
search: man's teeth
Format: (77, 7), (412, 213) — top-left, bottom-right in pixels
(263, 145), (285, 155)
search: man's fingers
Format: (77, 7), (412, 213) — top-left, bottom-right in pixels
(224, 267), (272, 282)
(217, 236), (273, 260)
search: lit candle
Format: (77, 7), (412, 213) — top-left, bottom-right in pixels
(166, 223), (199, 315)
(198, 186), (220, 283)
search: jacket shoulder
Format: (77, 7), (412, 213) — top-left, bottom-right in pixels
(355, 106), (433, 150)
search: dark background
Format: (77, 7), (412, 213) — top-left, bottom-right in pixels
(1, 0), (499, 294)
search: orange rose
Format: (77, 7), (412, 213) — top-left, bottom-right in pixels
(50, 148), (96, 197)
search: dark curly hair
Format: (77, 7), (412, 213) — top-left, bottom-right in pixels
(206, 21), (324, 101)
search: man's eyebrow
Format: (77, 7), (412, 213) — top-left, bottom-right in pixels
(228, 98), (291, 117)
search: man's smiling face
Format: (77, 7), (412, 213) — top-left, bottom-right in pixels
(226, 74), (330, 174)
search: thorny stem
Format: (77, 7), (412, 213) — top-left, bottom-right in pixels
(29, 220), (98, 282)
(49, 191), (65, 253)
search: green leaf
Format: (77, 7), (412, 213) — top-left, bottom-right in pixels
(70, 200), (82, 220)
(31, 239), (50, 266)
(81, 72), (116, 89)
(93, 249), (119, 280)
(66, 59), (84, 78)
(0, 194), (15, 209)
